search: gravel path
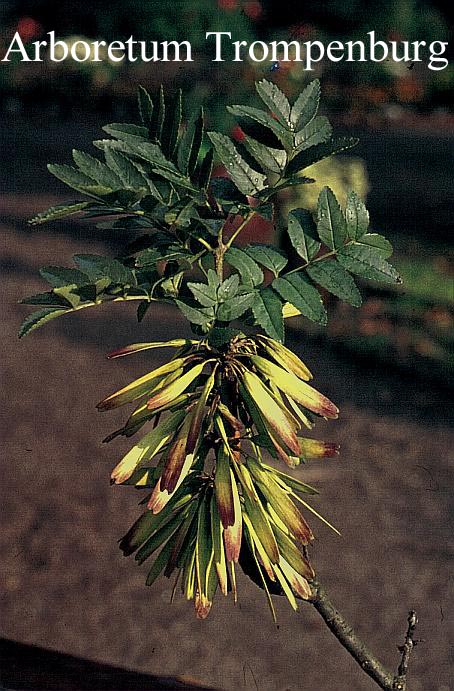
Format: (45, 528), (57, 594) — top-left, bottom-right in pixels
(1, 203), (453, 691)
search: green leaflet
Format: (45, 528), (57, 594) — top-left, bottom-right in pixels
(197, 148), (214, 190)
(306, 260), (362, 307)
(72, 150), (123, 190)
(227, 104), (292, 149)
(207, 132), (266, 197)
(162, 88), (182, 160)
(317, 187), (347, 250)
(19, 307), (71, 338)
(256, 79), (291, 125)
(242, 135), (287, 175)
(20, 291), (73, 307)
(290, 79), (320, 129)
(225, 247), (264, 288)
(286, 136), (359, 176)
(345, 191), (369, 239)
(40, 266), (90, 288)
(149, 85), (165, 142)
(273, 274), (327, 325)
(187, 281), (218, 307)
(354, 233), (394, 258)
(175, 300), (214, 328)
(178, 108), (204, 177)
(104, 149), (150, 190)
(103, 122), (148, 141)
(293, 116), (332, 153)
(138, 85), (153, 128)
(217, 292), (254, 322)
(217, 274), (239, 301)
(337, 244), (401, 284)
(244, 244), (287, 277)
(47, 164), (112, 196)
(252, 287), (284, 342)
(29, 201), (91, 225)
(287, 209), (321, 262)
(72, 255), (135, 285)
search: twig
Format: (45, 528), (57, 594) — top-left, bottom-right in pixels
(394, 611), (418, 690)
(310, 580), (418, 690)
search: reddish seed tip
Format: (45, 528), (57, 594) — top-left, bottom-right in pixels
(96, 401), (113, 412)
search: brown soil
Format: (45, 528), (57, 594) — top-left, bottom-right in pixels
(1, 199), (453, 691)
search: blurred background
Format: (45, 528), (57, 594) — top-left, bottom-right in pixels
(1, 2), (453, 690)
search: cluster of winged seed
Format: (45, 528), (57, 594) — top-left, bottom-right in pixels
(98, 335), (339, 619)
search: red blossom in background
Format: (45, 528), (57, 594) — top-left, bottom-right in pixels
(231, 125), (245, 142)
(243, 1), (262, 21)
(217, 0), (238, 11)
(16, 17), (43, 42)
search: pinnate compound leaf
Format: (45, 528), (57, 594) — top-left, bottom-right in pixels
(225, 247), (264, 287)
(207, 132), (266, 196)
(290, 79), (320, 129)
(29, 201), (90, 225)
(345, 191), (369, 239)
(337, 244), (401, 284)
(306, 260), (362, 307)
(252, 287), (284, 342)
(256, 79), (291, 125)
(287, 209), (321, 262)
(273, 274), (327, 325)
(19, 307), (71, 338)
(317, 187), (347, 250)
(244, 244), (287, 277)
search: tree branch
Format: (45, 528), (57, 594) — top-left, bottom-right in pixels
(310, 580), (418, 691)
